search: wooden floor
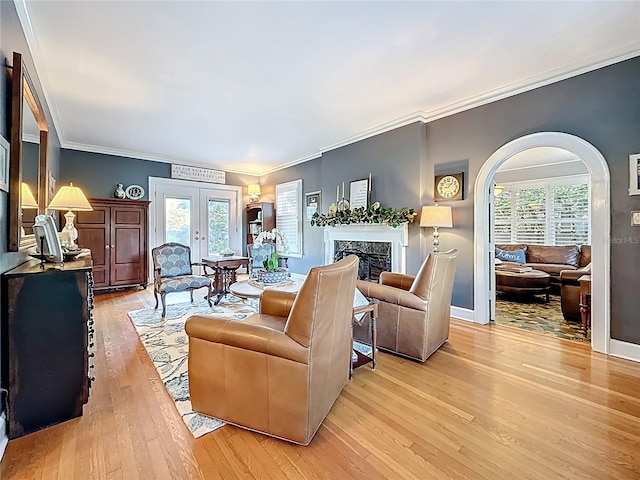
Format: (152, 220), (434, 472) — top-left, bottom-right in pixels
(2, 287), (640, 479)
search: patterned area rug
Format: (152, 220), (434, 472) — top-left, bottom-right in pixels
(494, 293), (589, 342)
(127, 295), (257, 437)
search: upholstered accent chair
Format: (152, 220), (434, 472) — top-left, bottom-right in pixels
(355, 249), (458, 362)
(247, 242), (275, 278)
(151, 242), (212, 318)
(185, 255), (359, 445)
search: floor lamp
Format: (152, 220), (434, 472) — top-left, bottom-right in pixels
(48, 183), (93, 249)
(420, 205), (453, 253)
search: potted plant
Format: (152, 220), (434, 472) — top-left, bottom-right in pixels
(257, 251), (289, 284)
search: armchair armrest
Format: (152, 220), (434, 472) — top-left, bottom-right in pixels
(356, 280), (427, 311)
(379, 272), (414, 291)
(185, 315), (309, 364)
(560, 268), (586, 283)
(260, 290), (297, 317)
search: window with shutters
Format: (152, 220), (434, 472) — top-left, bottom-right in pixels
(276, 179), (303, 258)
(493, 176), (590, 246)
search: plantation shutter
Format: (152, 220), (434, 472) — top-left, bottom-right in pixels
(276, 179), (303, 257)
(514, 186), (546, 245)
(493, 190), (512, 244)
(551, 182), (590, 245)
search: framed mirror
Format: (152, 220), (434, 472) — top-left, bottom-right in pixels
(9, 51), (49, 251)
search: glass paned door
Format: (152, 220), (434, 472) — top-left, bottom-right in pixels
(199, 189), (238, 258)
(165, 197), (192, 245)
(207, 199), (230, 256)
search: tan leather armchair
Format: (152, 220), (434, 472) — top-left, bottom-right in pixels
(355, 249), (458, 362)
(185, 255), (359, 445)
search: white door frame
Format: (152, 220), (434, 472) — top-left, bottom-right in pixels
(473, 132), (611, 354)
(148, 176), (243, 282)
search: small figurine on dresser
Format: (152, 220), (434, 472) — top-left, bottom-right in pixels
(114, 183), (126, 199)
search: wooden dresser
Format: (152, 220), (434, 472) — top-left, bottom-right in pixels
(1, 256), (95, 439)
(75, 198), (150, 290)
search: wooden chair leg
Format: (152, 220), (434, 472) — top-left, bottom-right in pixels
(154, 289), (159, 309)
(161, 293), (167, 318)
(190, 290), (194, 303)
(206, 284), (212, 307)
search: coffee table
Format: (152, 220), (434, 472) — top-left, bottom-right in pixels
(495, 268), (551, 302)
(229, 278), (304, 299)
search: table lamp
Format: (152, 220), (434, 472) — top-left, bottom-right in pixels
(248, 184), (261, 203)
(420, 204), (453, 253)
(20, 182), (39, 237)
(48, 182), (93, 249)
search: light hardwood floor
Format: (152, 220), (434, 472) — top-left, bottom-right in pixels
(2, 287), (640, 479)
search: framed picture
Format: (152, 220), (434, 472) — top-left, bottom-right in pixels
(305, 190), (321, 221)
(0, 134), (9, 192)
(434, 172), (464, 202)
(349, 178), (370, 209)
(629, 154), (640, 195)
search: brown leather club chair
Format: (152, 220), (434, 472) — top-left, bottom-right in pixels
(560, 263), (592, 321)
(355, 249), (458, 362)
(185, 255), (359, 445)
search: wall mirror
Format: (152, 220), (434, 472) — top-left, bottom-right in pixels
(9, 51), (49, 251)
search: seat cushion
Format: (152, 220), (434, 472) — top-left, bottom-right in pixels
(159, 275), (210, 293)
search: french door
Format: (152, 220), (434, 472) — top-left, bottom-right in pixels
(150, 178), (242, 272)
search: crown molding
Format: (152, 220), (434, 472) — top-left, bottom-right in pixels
(13, 0), (66, 143)
(259, 152), (323, 176)
(61, 141), (259, 177)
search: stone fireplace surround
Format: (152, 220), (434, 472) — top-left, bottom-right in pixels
(323, 224), (409, 275)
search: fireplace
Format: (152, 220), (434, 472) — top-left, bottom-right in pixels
(324, 224), (408, 276)
(333, 240), (391, 281)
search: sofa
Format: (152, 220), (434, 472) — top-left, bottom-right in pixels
(560, 265), (592, 321)
(495, 244), (591, 291)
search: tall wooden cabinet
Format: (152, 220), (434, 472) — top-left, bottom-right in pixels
(246, 202), (275, 246)
(75, 198), (150, 290)
(2, 257), (94, 439)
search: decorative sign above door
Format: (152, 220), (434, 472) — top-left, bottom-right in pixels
(171, 164), (226, 184)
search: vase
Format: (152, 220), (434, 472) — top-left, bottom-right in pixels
(257, 268), (289, 284)
(114, 183), (126, 199)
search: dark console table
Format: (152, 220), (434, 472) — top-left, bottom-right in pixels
(1, 256), (95, 439)
(202, 255), (249, 305)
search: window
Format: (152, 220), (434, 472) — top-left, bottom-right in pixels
(494, 176), (590, 245)
(276, 179), (303, 258)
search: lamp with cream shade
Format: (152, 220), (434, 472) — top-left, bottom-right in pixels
(20, 182), (39, 237)
(48, 183), (92, 249)
(248, 184), (261, 203)
(420, 204), (453, 253)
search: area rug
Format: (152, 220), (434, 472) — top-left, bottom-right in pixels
(494, 293), (590, 342)
(127, 295), (257, 437)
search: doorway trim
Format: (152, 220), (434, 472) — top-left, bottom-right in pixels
(473, 132), (610, 354)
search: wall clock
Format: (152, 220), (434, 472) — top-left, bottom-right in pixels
(434, 172), (463, 202)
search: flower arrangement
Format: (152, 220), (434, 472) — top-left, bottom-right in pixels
(253, 228), (289, 253)
(310, 203), (417, 228)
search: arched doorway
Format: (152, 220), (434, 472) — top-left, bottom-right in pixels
(473, 132), (610, 354)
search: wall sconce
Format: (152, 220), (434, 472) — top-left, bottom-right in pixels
(248, 184), (261, 203)
(420, 204), (453, 253)
(48, 183), (93, 249)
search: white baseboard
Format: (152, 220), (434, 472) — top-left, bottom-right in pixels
(0, 411), (8, 463)
(609, 339), (640, 363)
(451, 306), (475, 323)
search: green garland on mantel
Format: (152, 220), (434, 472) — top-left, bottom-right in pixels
(311, 203), (417, 228)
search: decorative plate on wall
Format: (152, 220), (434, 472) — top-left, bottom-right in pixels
(125, 184), (145, 200)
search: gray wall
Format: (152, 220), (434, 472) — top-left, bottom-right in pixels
(261, 122), (427, 276)
(263, 57), (640, 344)
(0, 0), (64, 414)
(60, 149), (258, 200)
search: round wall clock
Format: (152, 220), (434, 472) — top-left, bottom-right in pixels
(125, 184), (145, 200)
(434, 172), (463, 202)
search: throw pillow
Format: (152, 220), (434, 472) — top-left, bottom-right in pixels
(495, 247), (526, 264)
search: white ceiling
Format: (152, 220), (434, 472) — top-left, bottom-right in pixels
(18, 1), (640, 175)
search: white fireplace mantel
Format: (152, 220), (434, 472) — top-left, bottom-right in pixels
(324, 224), (408, 274)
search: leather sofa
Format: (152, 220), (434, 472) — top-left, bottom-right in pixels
(496, 244), (591, 291)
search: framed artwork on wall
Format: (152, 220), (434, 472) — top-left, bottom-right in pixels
(349, 178), (370, 209)
(305, 190), (321, 221)
(629, 154), (640, 195)
(434, 172), (464, 202)
(0, 134), (9, 192)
